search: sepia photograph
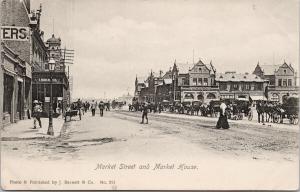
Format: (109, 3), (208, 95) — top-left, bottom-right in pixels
(0, 0), (299, 190)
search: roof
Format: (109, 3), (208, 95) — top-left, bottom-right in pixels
(136, 76), (146, 83)
(162, 70), (172, 79)
(46, 34), (61, 44)
(163, 78), (172, 84)
(215, 72), (267, 82)
(260, 65), (280, 75)
(176, 62), (193, 73)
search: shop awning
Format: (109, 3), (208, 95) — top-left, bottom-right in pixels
(250, 95), (267, 101)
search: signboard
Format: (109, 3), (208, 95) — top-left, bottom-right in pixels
(45, 97), (50, 102)
(1, 26), (30, 41)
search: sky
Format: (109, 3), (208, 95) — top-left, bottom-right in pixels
(31, 0), (299, 99)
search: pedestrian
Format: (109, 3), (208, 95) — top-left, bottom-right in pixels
(216, 98), (229, 129)
(140, 102), (148, 124)
(99, 101), (105, 117)
(32, 100), (42, 129)
(91, 100), (96, 116)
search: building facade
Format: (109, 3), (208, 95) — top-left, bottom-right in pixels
(32, 34), (69, 116)
(215, 72), (268, 101)
(1, 0), (32, 126)
(253, 62), (299, 102)
(179, 60), (218, 104)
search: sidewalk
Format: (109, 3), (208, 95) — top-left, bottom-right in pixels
(1, 116), (65, 140)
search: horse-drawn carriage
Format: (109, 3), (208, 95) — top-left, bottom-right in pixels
(64, 101), (82, 122)
(272, 97), (299, 124)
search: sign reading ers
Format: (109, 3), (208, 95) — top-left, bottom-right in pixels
(1, 26), (30, 41)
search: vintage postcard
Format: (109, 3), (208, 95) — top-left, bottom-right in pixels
(0, 0), (299, 190)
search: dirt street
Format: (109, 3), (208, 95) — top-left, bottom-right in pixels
(1, 110), (298, 190)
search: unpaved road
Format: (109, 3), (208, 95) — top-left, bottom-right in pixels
(1, 110), (299, 190)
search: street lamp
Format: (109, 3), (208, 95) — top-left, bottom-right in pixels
(47, 58), (55, 136)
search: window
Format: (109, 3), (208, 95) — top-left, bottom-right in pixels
(45, 63), (49, 70)
(283, 79), (287, 87)
(203, 78), (208, 86)
(193, 78), (197, 86)
(220, 83), (227, 91)
(198, 78), (202, 85)
(199, 68), (202, 73)
(284, 69), (286, 74)
(288, 79), (292, 86)
(278, 79), (282, 86)
(207, 93), (216, 99)
(232, 83), (239, 90)
(185, 93), (194, 99)
(245, 83), (250, 90)
(256, 83), (263, 90)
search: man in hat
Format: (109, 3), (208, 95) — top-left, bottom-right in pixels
(140, 102), (149, 124)
(33, 100), (42, 129)
(99, 101), (105, 117)
(216, 98), (230, 129)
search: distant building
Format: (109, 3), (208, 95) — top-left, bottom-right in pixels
(215, 72), (268, 101)
(178, 59), (219, 104)
(253, 62), (299, 102)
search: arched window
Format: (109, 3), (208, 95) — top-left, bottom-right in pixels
(184, 93), (194, 99)
(197, 94), (204, 100)
(207, 93), (216, 99)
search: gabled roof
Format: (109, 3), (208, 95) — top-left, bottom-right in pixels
(215, 72), (267, 82)
(280, 62), (295, 72)
(260, 65), (280, 75)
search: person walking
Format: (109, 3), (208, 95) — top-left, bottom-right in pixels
(33, 100), (42, 129)
(140, 103), (148, 124)
(216, 98), (229, 129)
(99, 101), (105, 117)
(91, 100), (96, 116)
